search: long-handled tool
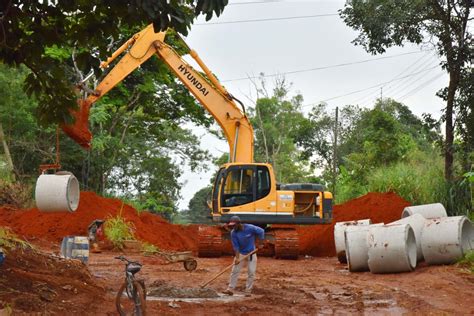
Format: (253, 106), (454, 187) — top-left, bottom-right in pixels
(200, 249), (258, 289)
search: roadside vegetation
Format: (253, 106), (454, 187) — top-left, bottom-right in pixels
(103, 208), (136, 250)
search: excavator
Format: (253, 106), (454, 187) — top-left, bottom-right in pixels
(62, 25), (333, 259)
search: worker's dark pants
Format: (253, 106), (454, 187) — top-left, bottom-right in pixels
(228, 253), (257, 291)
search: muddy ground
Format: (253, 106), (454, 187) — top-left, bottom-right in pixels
(88, 251), (473, 315)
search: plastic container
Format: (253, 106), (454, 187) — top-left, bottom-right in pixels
(60, 236), (89, 264)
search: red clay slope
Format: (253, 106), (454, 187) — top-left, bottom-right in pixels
(0, 191), (198, 251)
(297, 191), (410, 256)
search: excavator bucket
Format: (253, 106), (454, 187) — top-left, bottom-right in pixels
(61, 99), (93, 149)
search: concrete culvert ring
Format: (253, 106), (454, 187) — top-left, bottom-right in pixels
(367, 224), (417, 274)
(406, 226), (417, 270)
(460, 217), (474, 255)
(421, 216), (473, 265)
(334, 219), (372, 264)
(401, 203), (447, 219)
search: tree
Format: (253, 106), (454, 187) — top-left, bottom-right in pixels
(0, 0), (229, 124)
(183, 186), (213, 224)
(340, 0), (473, 181)
(248, 77), (316, 183)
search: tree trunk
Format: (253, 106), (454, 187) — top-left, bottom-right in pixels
(0, 123), (16, 181)
(444, 71), (459, 182)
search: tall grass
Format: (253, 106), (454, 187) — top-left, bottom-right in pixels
(0, 227), (33, 252)
(103, 202), (136, 249)
(367, 151), (447, 206)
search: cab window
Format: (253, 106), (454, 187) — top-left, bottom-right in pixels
(222, 167), (254, 207)
(257, 166), (271, 199)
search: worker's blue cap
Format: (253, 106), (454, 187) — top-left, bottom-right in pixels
(228, 215), (241, 226)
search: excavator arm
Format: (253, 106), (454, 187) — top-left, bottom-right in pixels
(63, 24), (254, 163)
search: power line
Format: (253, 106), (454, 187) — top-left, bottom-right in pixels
(346, 52), (434, 105)
(303, 65), (440, 107)
(352, 52), (438, 107)
(195, 13), (339, 25)
(398, 72), (446, 101)
(221, 50), (432, 83)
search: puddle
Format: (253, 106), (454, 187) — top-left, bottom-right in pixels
(146, 280), (260, 303)
(147, 293), (262, 303)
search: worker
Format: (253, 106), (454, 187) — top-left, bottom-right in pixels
(223, 215), (264, 297)
(88, 219), (104, 253)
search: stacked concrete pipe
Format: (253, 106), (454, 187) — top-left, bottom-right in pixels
(334, 219), (371, 263)
(421, 216), (474, 265)
(388, 213), (426, 262)
(367, 224), (417, 274)
(35, 172), (80, 212)
(344, 223), (384, 272)
(401, 203), (447, 219)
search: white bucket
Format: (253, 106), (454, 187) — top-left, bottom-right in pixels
(344, 223), (384, 272)
(421, 216), (474, 265)
(334, 219), (372, 263)
(368, 224), (417, 274)
(35, 173), (80, 212)
(389, 213), (426, 262)
(401, 203), (447, 219)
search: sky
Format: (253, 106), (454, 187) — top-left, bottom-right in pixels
(176, 0), (453, 210)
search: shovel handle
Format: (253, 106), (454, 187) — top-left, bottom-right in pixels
(200, 248), (258, 288)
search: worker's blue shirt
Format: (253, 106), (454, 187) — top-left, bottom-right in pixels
(231, 224), (265, 255)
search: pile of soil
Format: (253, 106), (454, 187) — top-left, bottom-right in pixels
(0, 191), (198, 252)
(147, 279), (219, 298)
(0, 191), (409, 257)
(297, 192), (411, 256)
(0, 246), (106, 314)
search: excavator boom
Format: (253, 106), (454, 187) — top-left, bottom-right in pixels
(63, 24), (254, 163)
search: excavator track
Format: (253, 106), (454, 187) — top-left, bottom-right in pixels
(198, 226), (223, 257)
(270, 228), (299, 259)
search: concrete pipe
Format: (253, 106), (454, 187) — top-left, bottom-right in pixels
(368, 224), (417, 274)
(334, 219), (372, 263)
(389, 213), (426, 262)
(401, 203), (447, 219)
(344, 223), (384, 272)
(421, 216), (474, 265)
(35, 173), (80, 212)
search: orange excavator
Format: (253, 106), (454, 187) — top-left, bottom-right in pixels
(62, 25), (333, 259)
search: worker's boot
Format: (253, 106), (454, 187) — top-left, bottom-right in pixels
(222, 288), (234, 296)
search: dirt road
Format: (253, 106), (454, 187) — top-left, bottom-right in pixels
(87, 252), (474, 315)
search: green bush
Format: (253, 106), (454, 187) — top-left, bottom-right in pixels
(104, 213), (135, 250)
(457, 250), (474, 274)
(366, 150), (447, 206)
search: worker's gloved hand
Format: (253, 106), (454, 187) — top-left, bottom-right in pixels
(234, 254), (240, 265)
(257, 242), (265, 250)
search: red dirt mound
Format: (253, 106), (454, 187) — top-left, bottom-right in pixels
(0, 246), (107, 315)
(0, 191), (409, 257)
(297, 192), (410, 256)
(0, 191), (198, 252)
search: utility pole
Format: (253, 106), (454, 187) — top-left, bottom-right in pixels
(380, 87), (383, 100)
(332, 107), (339, 196)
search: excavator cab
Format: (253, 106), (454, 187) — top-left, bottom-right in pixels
(209, 163), (332, 226)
